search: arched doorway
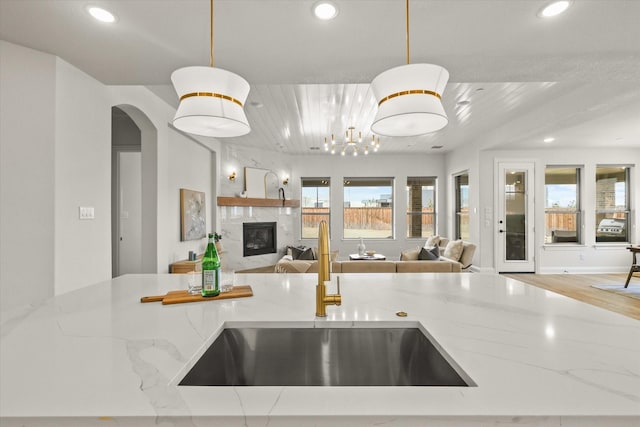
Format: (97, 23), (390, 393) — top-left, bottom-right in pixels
(111, 105), (158, 276)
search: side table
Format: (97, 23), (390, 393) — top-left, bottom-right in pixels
(349, 253), (387, 261)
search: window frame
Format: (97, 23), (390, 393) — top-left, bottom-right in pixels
(406, 176), (437, 239)
(342, 177), (394, 240)
(454, 173), (469, 241)
(301, 177), (331, 239)
(595, 165), (631, 244)
(544, 166), (582, 245)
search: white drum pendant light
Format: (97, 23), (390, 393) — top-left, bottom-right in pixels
(371, 0), (449, 137)
(171, 0), (250, 138)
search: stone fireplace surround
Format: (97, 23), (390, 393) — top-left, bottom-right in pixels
(220, 206), (296, 271)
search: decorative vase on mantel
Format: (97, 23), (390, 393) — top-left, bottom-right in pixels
(357, 237), (366, 256)
(213, 232), (223, 254)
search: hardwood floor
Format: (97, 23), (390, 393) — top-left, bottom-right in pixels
(502, 273), (640, 320)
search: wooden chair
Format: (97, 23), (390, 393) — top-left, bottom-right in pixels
(624, 246), (640, 288)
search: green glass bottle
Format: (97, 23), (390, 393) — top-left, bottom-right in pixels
(201, 233), (221, 297)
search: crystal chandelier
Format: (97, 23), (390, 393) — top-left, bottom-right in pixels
(324, 127), (380, 156)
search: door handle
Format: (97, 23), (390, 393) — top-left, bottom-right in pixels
(499, 229), (505, 233)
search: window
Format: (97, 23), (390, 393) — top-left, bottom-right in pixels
(595, 166), (630, 243)
(343, 178), (393, 239)
(406, 177), (436, 238)
(454, 173), (469, 240)
(545, 167), (581, 243)
(301, 178), (330, 239)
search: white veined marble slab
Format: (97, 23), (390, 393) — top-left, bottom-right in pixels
(1, 272), (639, 426)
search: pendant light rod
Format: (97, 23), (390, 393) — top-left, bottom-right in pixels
(210, 0), (214, 67)
(406, 0), (410, 65)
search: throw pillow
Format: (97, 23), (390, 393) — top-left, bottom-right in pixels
(425, 235), (441, 247)
(291, 246), (315, 260)
(418, 245), (440, 261)
(313, 247), (339, 261)
(400, 247), (421, 261)
(443, 240), (464, 261)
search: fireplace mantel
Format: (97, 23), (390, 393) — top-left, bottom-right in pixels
(217, 196), (300, 207)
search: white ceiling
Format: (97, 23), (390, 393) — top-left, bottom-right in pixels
(1, 0), (639, 155)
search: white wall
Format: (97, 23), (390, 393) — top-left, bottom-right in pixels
(54, 58), (112, 295)
(166, 131), (213, 268)
(0, 41), (56, 314)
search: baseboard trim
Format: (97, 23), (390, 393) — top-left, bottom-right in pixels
(539, 266), (630, 274)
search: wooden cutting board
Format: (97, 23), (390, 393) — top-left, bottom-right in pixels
(140, 285), (253, 305)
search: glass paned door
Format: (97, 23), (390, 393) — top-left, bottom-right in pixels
(497, 163), (535, 272)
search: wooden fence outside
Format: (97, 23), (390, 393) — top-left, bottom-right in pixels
(544, 210), (577, 232)
(302, 207), (435, 230)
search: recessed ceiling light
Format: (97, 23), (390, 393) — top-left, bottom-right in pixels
(313, 1), (339, 20)
(87, 6), (116, 23)
(538, 1), (572, 18)
(543, 137), (555, 143)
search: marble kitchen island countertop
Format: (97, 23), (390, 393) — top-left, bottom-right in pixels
(1, 272), (639, 426)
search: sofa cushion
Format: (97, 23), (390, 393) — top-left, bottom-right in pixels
(396, 261), (459, 273)
(274, 260), (315, 273)
(275, 259), (343, 273)
(458, 242), (476, 269)
(290, 246), (315, 260)
(340, 261), (397, 273)
(443, 239), (464, 261)
(312, 247), (339, 262)
(305, 261), (343, 273)
(425, 235), (441, 247)
(400, 247), (421, 261)
(418, 245), (440, 260)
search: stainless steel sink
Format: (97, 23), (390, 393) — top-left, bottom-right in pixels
(179, 325), (473, 386)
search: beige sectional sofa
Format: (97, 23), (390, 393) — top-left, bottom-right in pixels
(274, 236), (475, 274)
(274, 258), (461, 273)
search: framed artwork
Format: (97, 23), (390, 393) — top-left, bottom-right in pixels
(180, 188), (206, 241)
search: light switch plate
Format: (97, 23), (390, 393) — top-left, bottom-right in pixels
(79, 206), (95, 220)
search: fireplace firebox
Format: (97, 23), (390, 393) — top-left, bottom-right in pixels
(243, 222), (277, 257)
